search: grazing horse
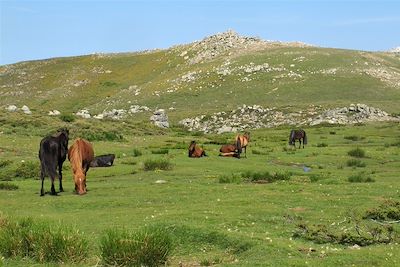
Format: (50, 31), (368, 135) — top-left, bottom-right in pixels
(90, 154), (115, 167)
(219, 138), (242, 158)
(68, 138), (94, 195)
(235, 132), (250, 158)
(188, 141), (207, 158)
(39, 128), (69, 196)
(289, 129), (307, 148)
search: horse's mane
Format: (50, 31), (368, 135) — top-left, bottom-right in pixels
(68, 139), (84, 175)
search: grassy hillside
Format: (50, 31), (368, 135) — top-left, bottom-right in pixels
(1, 31), (399, 123)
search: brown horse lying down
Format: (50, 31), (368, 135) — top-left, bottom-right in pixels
(188, 141), (207, 157)
(219, 143), (241, 158)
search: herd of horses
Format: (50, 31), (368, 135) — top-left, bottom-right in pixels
(39, 128), (307, 196)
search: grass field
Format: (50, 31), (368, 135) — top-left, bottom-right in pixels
(1, 120), (399, 266)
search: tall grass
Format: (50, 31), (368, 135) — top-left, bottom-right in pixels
(348, 147), (366, 158)
(0, 216), (88, 264)
(100, 225), (173, 266)
(143, 159), (173, 171)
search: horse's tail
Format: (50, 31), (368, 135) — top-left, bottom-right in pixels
(289, 130), (294, 145)
(303, 130), (308, 145)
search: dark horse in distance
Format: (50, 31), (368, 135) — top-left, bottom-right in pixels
(39, 128), (69, 196)
(289, 129), (307, 148)
(188, 141), (207, 158)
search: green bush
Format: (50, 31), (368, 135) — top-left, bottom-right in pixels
(143, 159), (173, 171)
(347, 147), (366, 158)
(241, 171), (291, 183)
(15, 161), (40, 179)
(132, 148), (142, 157)
(347, 159), (366, 168)
(348, 173), (374, 183)
(100, 225), (173, 267)
(151, 148), (169, 155)
(82, 130), (124, 141)
(0, 160), (12, 168)
(316, 143), (328, 147)
(0, 183), (18, 190)
(344, 135), (365, 141)
(363, 200), (400, 221)
(218, 174), (243, 184)
(59, 113), (75, 122)
(0, 216), (88, 264)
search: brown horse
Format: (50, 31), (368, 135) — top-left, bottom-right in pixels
(219, 137), (242, 158)
(68, 138), (94, 195)
(188, 141), (207, 157)
(235, 132), (250, 157)
(289, 129), (307, 148)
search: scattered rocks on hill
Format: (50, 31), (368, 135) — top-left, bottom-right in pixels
(150, 109), (169, 128)
(5, 104), (31, 114)
(179, 104), (398, 133)
(48, 110), (61, 116)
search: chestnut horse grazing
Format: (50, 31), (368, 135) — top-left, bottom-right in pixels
(289, 129), (307, 148)
(68, 138), (94, 195)
(188, 141), (207, 157)
(235, 132), (250, 158)
(39, 128), (69, 196)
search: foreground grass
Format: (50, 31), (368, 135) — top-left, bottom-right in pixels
(0, 122), (399, 266)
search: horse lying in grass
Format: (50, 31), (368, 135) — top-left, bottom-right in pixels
(90, 154), (115, 167)
(38, 128), (69, 196)
(68, 138), (94, 195)
(219, 138), (242, 158)
(188, 141), (207, 158)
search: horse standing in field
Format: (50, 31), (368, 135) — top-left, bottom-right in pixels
(289, 129), (307, 148)
(68, 138), (94, 195)
(38, 128), (69, 196)
(235, 132), (250, 158)
(188, 141), (207, 158)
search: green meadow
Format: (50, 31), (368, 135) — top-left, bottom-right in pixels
(0, 115), (399, 266)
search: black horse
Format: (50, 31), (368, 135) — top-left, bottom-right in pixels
(289, 129), (307, 148)
(39, 128), (69, 196)
(90, 154), (115, 167)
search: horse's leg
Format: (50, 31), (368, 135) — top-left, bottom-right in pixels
(302, 138), (305, 148)
(50, 176), (57, 195)
(244, 146), (247, 158)
(40, 167), (45, 196)
(298, 139), (301, 149)
(58, 162), (64, 192)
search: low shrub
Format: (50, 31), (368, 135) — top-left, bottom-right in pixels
(0, 160), (12, 168)
(363, 199), (400, 221)
(316, 143), (328, 147)
(0, 216), (88, 264)
(347, 159), (366, 168)
(100, 225), (173, 267)
(143, 159), (173, 171)
(59, 113), (75, 122)
(0, 183), (18, 190)
(151, 148), (169, 155)
(132, 148), (142, 157)
(348, 147), (366, 158)
(348, 173), (374, 183)
(344, 135), (365, 141)
(218, 174), (243, 184)
(15, 161), (40, 179)
(241, 171), (291, 183)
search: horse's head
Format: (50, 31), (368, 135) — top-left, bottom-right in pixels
(244, 132), (250, 141)
(74, 173), (87, 195)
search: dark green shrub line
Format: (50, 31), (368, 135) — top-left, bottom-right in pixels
(0, 160), (12, 168)
(348, 173), (375, 183)
(344, 135), (365, 141)
(0, 183), (18, 190)
(151, 148), (169, 155)
(0, 217), (88, 264)
(132, 148), (143, 157)
(363, 200), (400, 221)
(347, 159), (366, 168)
(100, 225), (173, 267)
(219, 171), (292, 184)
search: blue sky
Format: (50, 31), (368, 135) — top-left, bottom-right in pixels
(1, 0), (399, 65)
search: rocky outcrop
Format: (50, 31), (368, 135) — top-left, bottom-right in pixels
(179, 104), (398, 133)
(150, 109), (169, 128)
